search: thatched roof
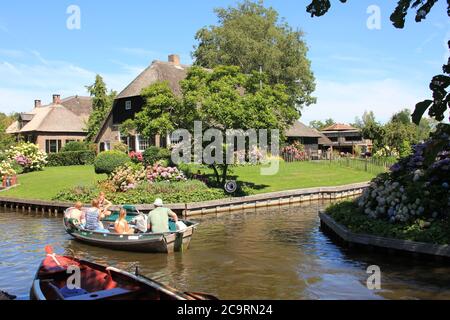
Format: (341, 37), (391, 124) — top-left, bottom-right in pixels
(60, 96), (92, 117)
(314, 129), (333, 146)
(6, 96), (92, 134)
(322, 123), (358, 131)
(285, 121), (322, 138)
(116, 61), (190, 99)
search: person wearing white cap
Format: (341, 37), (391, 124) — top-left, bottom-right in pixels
(147, 198), (179, 233)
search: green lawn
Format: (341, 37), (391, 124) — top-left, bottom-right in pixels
(187, 161), (376, 194)
(0, 162), (376, 201)
(1, 166), (106, 201)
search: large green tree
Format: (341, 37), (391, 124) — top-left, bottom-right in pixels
(193, 0), (316, 110)
(133, 65), (297, 185)
(85, 75), (116, 142)
(309, 118), (336, 130)
(306, 0), (449, 124)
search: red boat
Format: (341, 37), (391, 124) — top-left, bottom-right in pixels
(30, 246), (217, 301)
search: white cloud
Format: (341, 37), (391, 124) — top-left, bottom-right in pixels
(301, 78), (431, 124)
(0, 51), (143, 114)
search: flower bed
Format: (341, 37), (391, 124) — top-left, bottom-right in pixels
(326, 124), (450, 245)
(326, 201), (450, 245)
(5, 143), (47, 173)
(53, 180), (227, 205)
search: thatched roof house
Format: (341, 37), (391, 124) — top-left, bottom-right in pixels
(7, 95), (92, 153)
(95, 54), (190, 152)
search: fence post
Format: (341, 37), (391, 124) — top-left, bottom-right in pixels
(365, 158), (368, 172)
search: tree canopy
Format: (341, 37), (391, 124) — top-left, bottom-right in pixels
(306, 0), (450, 124)
(0, 113), (15, 151)
(132, 65), (297, 185)
(309, 118), (336, 130)
(353, 109), (437, 157)
(193, 0), (316, 110)
(85, 75), (116, 142)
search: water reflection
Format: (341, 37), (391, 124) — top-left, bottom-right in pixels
(1, 202), (450, 299)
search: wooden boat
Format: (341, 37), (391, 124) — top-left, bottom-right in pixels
(63, 207), (198, 253)
(30, 246), (217, 300)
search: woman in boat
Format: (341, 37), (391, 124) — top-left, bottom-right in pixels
(66, 201), (85, 227)
(114, 208), (134, 235)
(85, 199), (109, 233)
(98, 192), (112, 218)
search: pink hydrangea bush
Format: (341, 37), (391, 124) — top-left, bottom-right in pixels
(147, 162), (186, 183)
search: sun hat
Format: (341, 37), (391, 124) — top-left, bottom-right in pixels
(154, 198), (164, 207)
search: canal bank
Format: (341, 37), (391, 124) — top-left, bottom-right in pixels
(0, 182), (369, 217)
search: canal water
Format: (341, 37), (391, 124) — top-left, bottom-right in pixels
(1, 202), (450, 300)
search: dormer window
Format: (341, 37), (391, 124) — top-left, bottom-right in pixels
(125, 100), (132, 110)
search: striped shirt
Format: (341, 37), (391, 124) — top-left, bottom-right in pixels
(85, 208), (100, 230)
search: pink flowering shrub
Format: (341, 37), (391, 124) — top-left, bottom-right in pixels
(111, 162), (146, 192)
(282, 142), (307, 161)
(129, 151), (144, 163)
(147, 162), (186, 183)
(7, 143), (47, 172)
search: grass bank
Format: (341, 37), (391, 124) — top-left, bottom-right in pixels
(1, 162), (376, 202)
(187, 161), (376, 194)
(1, 166), (105, 201)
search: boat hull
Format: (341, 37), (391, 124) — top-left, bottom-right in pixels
(30, 256), (216, 300)
(64, 216), (197, 253)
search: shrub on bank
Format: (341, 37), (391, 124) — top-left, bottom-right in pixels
(357, 125), (449, 223)
(53, 180), (228, 204)
(326, 201), (450, 245)
(324, 123), (450, 244)
(143, 147), (172, 166)
(93, 151), (130, 175)
(47, 151), (96, 167)
(6, 142), (47, 172)
(60, 141), (89, 152)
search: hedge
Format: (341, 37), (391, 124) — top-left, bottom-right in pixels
(94, 151), (130, 175)
(143, 147), (172, 166)
(53, 180), (228, 204)
(60, 141), (89, 152)
(47, 151), (96, 167)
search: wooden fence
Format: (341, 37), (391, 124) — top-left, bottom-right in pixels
(311, 157), (396, 175)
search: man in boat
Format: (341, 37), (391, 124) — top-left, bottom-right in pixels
(148, 198), (178, 233)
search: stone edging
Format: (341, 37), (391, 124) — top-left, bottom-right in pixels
(319, 212), (450, 259)
(0, 182), (369, 217)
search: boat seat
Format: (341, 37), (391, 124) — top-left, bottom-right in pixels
(65, 287), (131, 300)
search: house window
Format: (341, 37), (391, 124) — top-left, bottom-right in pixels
(137, 136), (151, 151)
(125, 100), (132, 110)
(45, 139), (62, 153)
(160, 135), (168, 148)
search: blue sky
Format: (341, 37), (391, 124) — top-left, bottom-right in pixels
(0, 0), (448, 123)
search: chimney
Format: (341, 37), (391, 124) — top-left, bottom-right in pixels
(52, 94), (61, 104)
(34, 100), (42, 108)
(168, 54), (180, 66)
